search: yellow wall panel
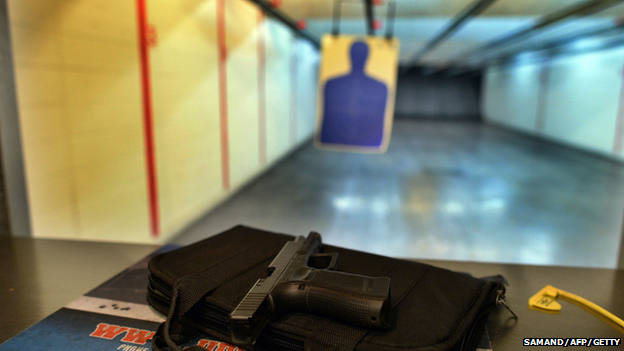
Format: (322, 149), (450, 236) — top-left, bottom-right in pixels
(7, 0), (65, 28)
(73, 154), (145, 203)
(226, 0), (260, 189)
(151, 75), (213, 104)
(27, 176), (73, 220)
(68, 102), (143, 135)
(152, 53), (216, 77)
(62, 36), (137, 70)
(10, 0), (318, 242)
(78, 182), (150, 242)
(61, 0), (138, 42)
(149, 0), (223, 236)
(19, 107), (67, 143)
(64, 72), (141, 105)
(22, 186), (74, 238)
(225, 0), (257, 52)
(295, 40), (319, 143)
(10, 26), (64, 65)
(77, 180), (147, 224)
(10, 0), (150, 241)
(30, 203), (76, 239)
(14, 68), (65, 106)
(71, 128), (143, 164)
(8, 0), (76, 240)
(265, 20), (292, 164)
(22, 141), (71, 183)
(163, 162), (219, 212)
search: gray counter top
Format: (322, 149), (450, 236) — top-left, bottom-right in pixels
(1, 237), (622, 349)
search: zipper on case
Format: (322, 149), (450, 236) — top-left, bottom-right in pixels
(460, 287), (510, 351)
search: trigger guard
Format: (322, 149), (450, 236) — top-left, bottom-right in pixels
(308, 253), (339, 270)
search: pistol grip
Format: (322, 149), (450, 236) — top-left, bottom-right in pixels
(271, 270), (391, 329)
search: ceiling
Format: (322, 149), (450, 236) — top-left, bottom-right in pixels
(274, 0), (624, 69)
(281, 0), (595, 18)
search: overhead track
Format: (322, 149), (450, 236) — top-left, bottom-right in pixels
(445, 22), (624, 76)
(248, 0), (321, 49)
(409, 0), (498, 63)
(455, 0), (624, 64)
(384, 1), (397, 39)
(333, 0), (391, 37)
(481, 22), (624, 66)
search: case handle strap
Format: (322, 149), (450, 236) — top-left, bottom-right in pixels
(152, 237), (288, 351)
(152, 272), (216, 351)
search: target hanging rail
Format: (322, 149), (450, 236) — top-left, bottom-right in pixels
(248, 0), (321, 49)
(332, 0), (397, 39)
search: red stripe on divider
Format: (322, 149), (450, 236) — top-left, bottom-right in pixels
(613, 66), (624, 154)
(217, 0), (230, 190)
(258, 11), (267, 165)
(290, 36), (298, 146)
(137, 0), (160, 237)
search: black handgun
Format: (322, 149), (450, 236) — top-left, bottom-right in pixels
(229, 232), (391, 345)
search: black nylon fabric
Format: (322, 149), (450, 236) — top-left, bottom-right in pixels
(147, 225), (505, 351)
(303, 258), (430, 350)
(149, 226), (292, 351)
(305, 324), (368, 351)
(152, 274), (207, 351)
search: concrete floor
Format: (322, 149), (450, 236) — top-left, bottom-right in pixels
(172, 120), (624, 268)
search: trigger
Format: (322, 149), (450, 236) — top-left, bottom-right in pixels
(308, 253), (339, 269)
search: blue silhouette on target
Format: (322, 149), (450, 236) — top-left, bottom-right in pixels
(320, 41), (388, 147)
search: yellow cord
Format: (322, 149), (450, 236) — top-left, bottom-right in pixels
(529, 285), (624, 330)
(555, 288), (624, 329)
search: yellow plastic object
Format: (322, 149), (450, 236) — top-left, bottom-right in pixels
(529, 285), (624, 330)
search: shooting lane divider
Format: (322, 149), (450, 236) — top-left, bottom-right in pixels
(217, 0), (231, 190)
(529, 285), (624, 332)
(258, 10), (268, 166)
(535, 60), (551, 134)
(290, 35), (298, 146)
(612, 61), (624, 154)
(135, 0), (297, 235)
(137, 0), (160, 237)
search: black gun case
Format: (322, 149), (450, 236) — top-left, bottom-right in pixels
(147, 225), (508, 351)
